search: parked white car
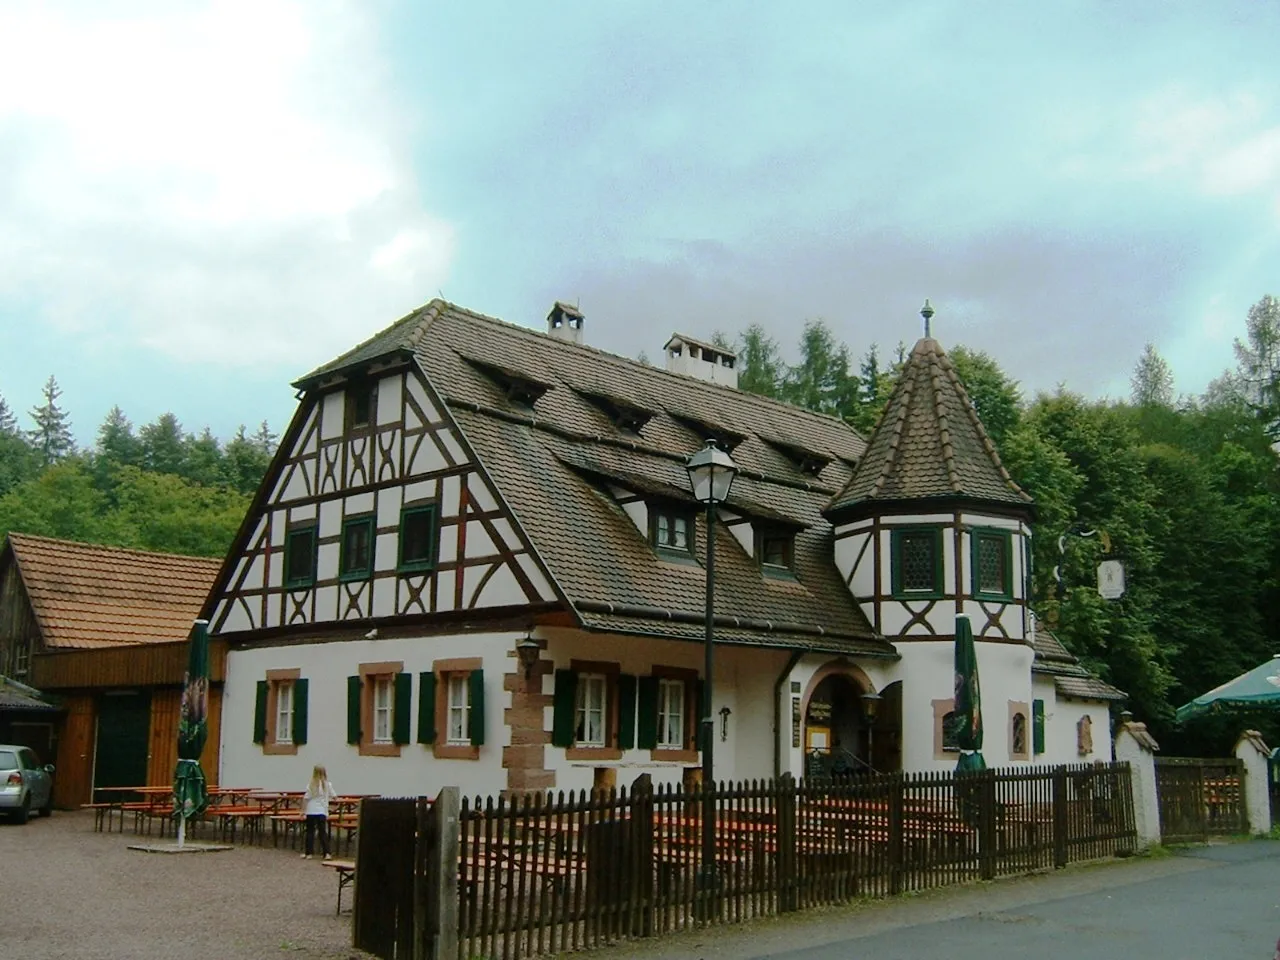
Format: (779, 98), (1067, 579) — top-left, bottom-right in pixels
(0, 745), (54, 823)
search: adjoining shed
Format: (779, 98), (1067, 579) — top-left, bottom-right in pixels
(0, 534), (222, 808)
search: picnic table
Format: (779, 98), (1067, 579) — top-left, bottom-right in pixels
(322, 859), (357, 915)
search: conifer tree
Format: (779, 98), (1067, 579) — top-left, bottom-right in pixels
(28, 375), (74, 466)
(96, 406), (142, 467)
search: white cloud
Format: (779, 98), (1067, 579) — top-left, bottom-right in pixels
(0, 0), (453, 367)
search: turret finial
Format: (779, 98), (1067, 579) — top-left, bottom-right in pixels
(921, 299), (935, 339)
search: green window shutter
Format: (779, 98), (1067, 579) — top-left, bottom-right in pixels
(292, 679), (309, 746)
(346, 676), (362, 745)
(468, 669), (486, 747)
(393, 672), (412, 745)
(1032, 699), (1045, 755)
(417, 672), (437, 744)
(551, 669), (577, 748)
(636, 676), (658, 750)
(617, 675), (637, 749)
(890, 530), (902, 597)
(253, 680), (268, 744)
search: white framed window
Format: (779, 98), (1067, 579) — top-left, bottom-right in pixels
(373, 677), (394, 743)
(657, 679), (685, 748)
(653, 510), (692, 553)
(275, 681), (293, 745)
(447, 675), (469, 745)
(13, 643), (28, 678)
(575, 674), (607, 747)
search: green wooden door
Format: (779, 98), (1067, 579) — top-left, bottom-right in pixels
(93, 691), (151, 802)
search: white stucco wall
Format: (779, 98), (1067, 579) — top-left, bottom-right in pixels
(885, 640), (1035, 772)
(1033, 676), (1113, 764)
(538, 628), (790, 792)
(221, 632), (519, 798)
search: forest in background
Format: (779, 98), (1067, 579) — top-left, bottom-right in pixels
(2, 296), (1278, 751)
(0, 381), (274, 558)
(710, 296), (1280, 753)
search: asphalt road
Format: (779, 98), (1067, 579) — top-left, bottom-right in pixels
(766, 843), (1280, 960)
(594, 841), (1280, 960)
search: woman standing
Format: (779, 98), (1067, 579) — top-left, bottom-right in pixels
(302, 764), (337, 860)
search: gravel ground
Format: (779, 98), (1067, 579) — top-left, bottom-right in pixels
(3, 809), (370, 960)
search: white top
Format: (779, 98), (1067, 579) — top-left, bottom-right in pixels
(303, 778), (337, 817)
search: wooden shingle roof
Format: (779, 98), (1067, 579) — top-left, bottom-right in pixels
(3, 534), (219, 649)
(298, 299), (893, 657)
(828, 337), (1032, 515)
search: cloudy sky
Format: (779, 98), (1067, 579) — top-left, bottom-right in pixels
(2, 0), (1278, 445)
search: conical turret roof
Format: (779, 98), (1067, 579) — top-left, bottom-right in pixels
(828, 337), (1032, 515)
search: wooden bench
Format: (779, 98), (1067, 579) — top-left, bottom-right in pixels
(321, 859), (356, 916)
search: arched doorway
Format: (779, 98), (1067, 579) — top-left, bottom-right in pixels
(803, 674), (903, 777)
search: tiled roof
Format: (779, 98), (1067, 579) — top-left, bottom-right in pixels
(4, 534), (220, 649)
(829, 337), (1032, 514)
(1031, 617), (1127, 703)
(0, 679), (60, 712)
(309, 299), (890, 655)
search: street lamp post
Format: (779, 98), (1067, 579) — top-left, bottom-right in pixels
(686, 439), (738, 906)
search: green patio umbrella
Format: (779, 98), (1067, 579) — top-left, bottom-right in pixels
(173, 619), (211, 847)
(1175, 654), (1280, 723)
(953, 615), (986, 773)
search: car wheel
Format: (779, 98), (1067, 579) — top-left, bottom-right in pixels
(12, 795), (30, 825)
(38, 795), (52, 818)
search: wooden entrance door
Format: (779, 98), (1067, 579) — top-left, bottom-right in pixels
(94, 691), (151, 801)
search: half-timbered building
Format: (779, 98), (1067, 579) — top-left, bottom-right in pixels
(207, 299), (1121, 797)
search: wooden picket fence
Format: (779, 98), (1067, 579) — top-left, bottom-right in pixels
(453, 763), (1136, 960)
(1154, 756), (1247, 843)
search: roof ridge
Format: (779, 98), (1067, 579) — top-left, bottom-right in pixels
(927, 345), (963, 493)
(432, 300), (866, 439)
(935, 347), (1028, 498)
(5, 532), (221, 566)
(869, 361), (914, 499)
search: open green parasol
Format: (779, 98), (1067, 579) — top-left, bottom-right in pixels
(1175, 654), (1280, 722)
(172, 619), (210, 846)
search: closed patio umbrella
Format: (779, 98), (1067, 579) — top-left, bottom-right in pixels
(1175, 654), (1280, 722)
(173, 619), (211, 847)
(953, 615), (986, 773)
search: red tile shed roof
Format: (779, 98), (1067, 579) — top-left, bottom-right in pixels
(4, 534), (219, 649)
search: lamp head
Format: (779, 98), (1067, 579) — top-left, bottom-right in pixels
(515, 635), (541, 678)
(686, 439), (738, 504)
(862, 691), (883, 722)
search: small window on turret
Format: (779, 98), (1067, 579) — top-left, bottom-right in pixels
(891, 527), (942, 598)
(971, 529), (1013, 600)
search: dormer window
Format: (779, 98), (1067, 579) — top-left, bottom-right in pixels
(756, 528), (795, 573)
(462, 355), (552, 408)
(346, 381), (376, 432)
(651, 507), (694, 556)
(891, 527), (942, 598)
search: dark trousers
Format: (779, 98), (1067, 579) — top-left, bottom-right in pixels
(305, 814), (330, 856)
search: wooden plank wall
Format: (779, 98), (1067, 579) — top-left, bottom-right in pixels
(53, 693), (96, 809)
(145, 687), (224, 788)
(31, 639), (228, 690)
(0, 558), (40, 677)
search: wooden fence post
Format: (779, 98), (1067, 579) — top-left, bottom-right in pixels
(978, 770), (997, 881)
(631, 774), (655, 937)
(888, 773), (904, 896)
(419, 786), (460, 960)
(1052, 766), (1068, 868)
(776, 773), (797, 913)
